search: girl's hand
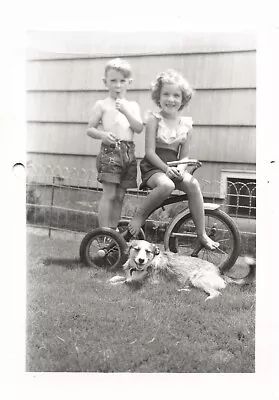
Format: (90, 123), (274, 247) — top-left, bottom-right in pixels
(101, 131), (117, 146)
(115, 99), (128, 115)
(165, 167), (183, 181)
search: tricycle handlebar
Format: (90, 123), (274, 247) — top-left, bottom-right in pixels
(167, 159), (202, 168)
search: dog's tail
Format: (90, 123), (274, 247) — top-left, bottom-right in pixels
(223, 256), (256, 285)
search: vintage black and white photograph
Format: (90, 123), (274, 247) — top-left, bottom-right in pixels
(25, 30), (257, 373)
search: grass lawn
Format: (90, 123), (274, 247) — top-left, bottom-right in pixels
(26, 230), (255, 373)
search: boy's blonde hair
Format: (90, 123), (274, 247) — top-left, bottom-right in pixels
(151, 69), (193, 110)
(104, 58), (132, 79)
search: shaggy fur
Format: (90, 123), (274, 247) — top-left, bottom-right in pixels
(110, 240), (255, 301)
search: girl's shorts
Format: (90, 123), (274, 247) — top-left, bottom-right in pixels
(140, 148), (178, 186)
(96, 141), (137, 189)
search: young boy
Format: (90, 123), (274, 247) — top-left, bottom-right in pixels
(87, 58), (143, 229)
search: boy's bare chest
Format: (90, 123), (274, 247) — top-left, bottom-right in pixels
(102, 102), (132, 130)
(100, 101), (135, 138)
(102, 108), (129, 128)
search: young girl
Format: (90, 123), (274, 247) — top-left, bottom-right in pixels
(128, 69), (219, 250)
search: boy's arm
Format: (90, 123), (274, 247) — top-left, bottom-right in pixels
(116, 100), (143, 133)
(87, 101), (116, 145)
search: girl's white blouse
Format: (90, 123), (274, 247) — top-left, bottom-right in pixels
(151, 112), (193, 145)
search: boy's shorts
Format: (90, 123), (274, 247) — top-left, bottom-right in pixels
(96, 141), (137, 189)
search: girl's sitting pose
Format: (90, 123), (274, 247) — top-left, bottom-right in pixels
(128, 69), (219, 250)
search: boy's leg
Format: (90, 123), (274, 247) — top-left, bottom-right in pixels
(113, 186), (126, 228)
(98, 182), (126, 228)
(128, 173), (175, 236)
(176, 173), (219, 250)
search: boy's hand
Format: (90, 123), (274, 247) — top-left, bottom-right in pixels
(101, 131), (117, 146)
(115, 99), (128, 115)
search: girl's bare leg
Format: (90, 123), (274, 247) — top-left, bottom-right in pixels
(98, 183), (126, 228)
(128, 173), (175, 236)
(176, 173), (219, 250)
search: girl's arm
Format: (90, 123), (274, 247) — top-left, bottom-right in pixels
(177, 130), (192, 174)
(145, 115), (169, 172)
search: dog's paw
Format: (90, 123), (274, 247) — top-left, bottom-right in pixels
(109, 275), (126, 284)
(205, 291), (221, 301)
(177, 286), (191, 293)
(244, 256), (256, 266)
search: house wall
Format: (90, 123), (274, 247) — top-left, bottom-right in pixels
(26, 31), (256, 196)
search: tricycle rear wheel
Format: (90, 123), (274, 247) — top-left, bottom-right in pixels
(164, 208), (241, 272)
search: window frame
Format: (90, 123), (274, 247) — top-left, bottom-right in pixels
(220, 169), (256, 218)
(220, 169), (256, 199)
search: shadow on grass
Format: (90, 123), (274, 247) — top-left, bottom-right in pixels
(42, 257), (125, 274)
(42, 257), (87, 269)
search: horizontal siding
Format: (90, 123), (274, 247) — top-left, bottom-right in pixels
(26, 31), (256, 187)
(26, 89), (256, 126)
(27, 123), (256, 163)
(189, 127), (256, 163)
(27, 152), (255, 197)
(27, 31), (256, 59)
(26, 52), (256, 91)
(27, 123), (101, 156)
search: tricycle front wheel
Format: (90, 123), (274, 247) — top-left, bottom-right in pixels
(80, 227), (128, 270)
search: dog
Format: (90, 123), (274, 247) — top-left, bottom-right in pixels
(110, 240), (255, 301)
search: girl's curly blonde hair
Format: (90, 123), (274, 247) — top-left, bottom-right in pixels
(151, 69), (194, 111)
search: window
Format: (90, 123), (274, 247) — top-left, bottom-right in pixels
(227, 178), (256, 218)
(220, 170), (256, 218)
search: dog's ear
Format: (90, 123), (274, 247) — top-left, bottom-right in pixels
(126, 240), (136, 256)
(129, 240), (137, 248)
(153, 246), (160, 256)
